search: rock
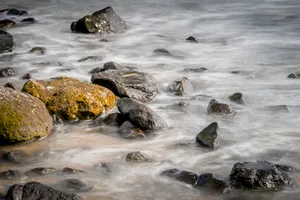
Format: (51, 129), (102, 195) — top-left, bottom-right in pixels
(71, 6), (127, 34)
(229, 161), (295, 190)
(126, 151), (150, 162)
(0, 170), (20, 180)
(153, 48), (173, 57)
(228, 93), (244, 104)
(196, 122), (219, 149)
(0, 87), (53, 144)
(95, 163), (112, 173)
(267, 105), (289, 112)
(119, 121), (147, 139)
(62, 168), (85, 175)
(117, 98), (167, 133)
(207, 99), (236, 116)
(4, 82), (16, 90)
(167, 77), (193, 96)
(89, 67), (102, 74)
(231, 70), (241, 75)
(22, 77), (115, 121)
(186, 36), (198, 43)
(161, 101), (189, 112)
(195, 173), (231, 194)
(275, 164), (294, 172)
(56, 179), (93, 193)
(183, 67), (207, 73)
(0, 8), (28, 16)
(21, 73), (32, 80)
(0, 19), (17, 29)
(102, 113), (125, 126)
(92, 70), (159, 103)
(3, 150), (26, 163)
(161, 169), (198, 185)
(77, 56), (102, 62)
(102, 62), (123, 71)
(287, 72), (300, 79)
(21, 18), (37, 24)
(29, 47), (46, 55)
(0, 67), (15, 77)
(5, 182), (83, 200)
(25, 167), (56, 177)
(0, 30), (13, 54)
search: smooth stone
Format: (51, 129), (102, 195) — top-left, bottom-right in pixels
(161, 169), (198, 185)
(21, 73), (32, 80)
(207, 99), (236, 116)
(183, 67), (207, 73)
(153, 48), (173, 57)
(77, 56), (102, 62)
(3, 150), (26, 163)
(101, 113), (126, 126)
(0, 19), (17, 29)
(196, 122), (219, 149)
(287, 72), (300, 79)
(25, 167), (56, 177)
(0, 8), (28, 16)
(21, 18), (37, 24)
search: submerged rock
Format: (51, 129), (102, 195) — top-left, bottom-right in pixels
(25, 167), (56, 177)
(0, 67), (15, 77)
(102, 113), (126, 126)
(287, 72), (300, 79)
(229, 161), (295, 190)
(183, 67), (207, 73)
(196, 122), (219, 149)
(21, 18), (37, 24)
(56, 179), (93, 193)
(0, 8), (28, 16)
(29, 47), (46, 55)
(0, 87), (53, 145)
(62, 167), (85, 175)
(3, 150), (27, 163)
(0, 19), (16, 29)
(207, 99), (236, 116)
(126, 151), (150, 162)
(186, 36), (198, 43)
(21, 73), (32, 80)
(0, 30), (13, 54)
(71, 6), (127, 34)
(195, 173), (231, 194)
(119, 121), (146, 139)
(92, 70), (159, 103)
(77, 56), (102, 62)
(161, 169), (198, 185)
(167, 77), (193, 96)
(153, 48), (173, 57)
(228, 93), (244, 104)
(22, 77), (115, 121)
(0, 170), (20, 180)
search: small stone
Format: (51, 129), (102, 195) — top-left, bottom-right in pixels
(29, 47), (46, 55)
(183, 67), (207, 73)
(167, 77), (193, 96)
(207, 99), (236, 116)
(195, 173), (231, 194)
(21, 18), (37, 24)
(0, 170), (20, 180)
(21, 73), (32, 80)
(25, 167), (56, 177)
(126, 151), (149, 162)
(119, 121), (147, 139)
(4, 82), (16, 90)
(62, 167), (85, 175)
(228, 92), (244, 104)
(186, 36), (198, 43)
(153, 48), (173, 57)
(161, 168), (198, 185)
(0, 19), (16, 29)
(0, 67), (16, 77)
(196, 122), (219, 149)
(3, 150), (26, 163)
(77, 56), (102, 62)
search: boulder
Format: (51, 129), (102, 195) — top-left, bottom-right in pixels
(25, 167), (56, 177)
(62, 168), (85, 175)
(117, 98), (167, 133)
(229, 161), (295, 190)
(71, 6), (127, 34)
(0, 170), (20, 180)
(228, 93), (244, 104)
(56, 179), (93, 193)
(167, 77), (193, 96)
(22, 77), (115, 121)
(0, 67), (15, 77)
(29, 47), (46, 55)
(207, 99), (236, 116)
(196, 122), (219, 149)
(0, 8), (28, 16)
(195, 173), (231, 194)
(119, 121), (146, 139)
(126, 151), (150, 162)
(92, 70), (159, 103)
(0, 30), (13, 54)
(5, 182), (83, 200)
(3, 150), (27, 163)
(0, 19), (16, 29)
(186, 36), (198, 43)
(0, 87), (53, 144)
(161, 169), (198, 185)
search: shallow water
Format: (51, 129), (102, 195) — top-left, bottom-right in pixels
(1, 0), (300, 199)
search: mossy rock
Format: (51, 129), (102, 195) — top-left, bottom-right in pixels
(0, 87), (53, 145)
(22, 77), (115, 121)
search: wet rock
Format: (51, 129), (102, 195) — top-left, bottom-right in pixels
(126, 151), (150, 162)
(119, 121), (147, 139)
(228, 93), (244, 104)
(21, 18), (37, 24)
(4, 82), (16, 90)
(0, 87), (53, 145)
(22, 77), (115, 121)
(0, 67), (15, 77)
(29, 47), (46, 55)
(267, 105), (289, 112)
(161, 169), (198, 185)
(92, 70), (159, 103)
(186, 36), (198, 43)
(102, 62), (123, 71)
(0, 8), (28, 16)
(77, 56), (102, 62)
(0, 30), (13, 54)
(62, 168), (85, 175)
(71, 6), (127, 34)
(0, 170), (20, 180)
(89, 67), (102, 74)
(275, 164), (294, 172)
(183, 67), (207, 73)
(5, 182), (83, 200)
(101, 113), (126, 126)
(3, 150), (26, 163)
(153, 48), (173, 57)
(196, 122), (219, 149)
(25, 167), (56, 177)
(56, 179), (93, 193)
(21, 73), (32, 80)
(229, 161), (295, 190)
(287, 72), (300, 79)
(195, 173), (231, 194)
(0, 19), (17, 29)
(167, 77), (193, 96)
(117, 98), (167, 133)
(207, 99), (236, 116)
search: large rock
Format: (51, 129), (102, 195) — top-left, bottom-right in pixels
(229, 161), (295, 190)
(92, 70), (159, 103)
(0, 87), (53, 144)
(207, 99), (236, 116)
(5, 182), (83, 200)
(0, 30), (13, 54)
(71, 6), (127, 34)
(22, 77), (115, 121)
(117, 98), (167, 133)
(196, 122), (219, 149)
(167, 77), (193, 96)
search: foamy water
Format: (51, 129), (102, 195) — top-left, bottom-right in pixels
(1, 0), (300, 199)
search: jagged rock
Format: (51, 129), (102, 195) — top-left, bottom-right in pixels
(196, 122), (219, 149)
(126, 151), (150, 162)
(228, 93), (244, 104)
(195, 173), (231, 194)
(119, 121), (146, 139)
(0, 170), (20, 180)
(186, 36), (198, 43)
(161, 169), (198, 185)
(167, 77), (193, 96)
(25, 167), (56, 177)
(207, 99), (236, 116)
(0, 67), (15, 77)
(0, 19), (16, 29)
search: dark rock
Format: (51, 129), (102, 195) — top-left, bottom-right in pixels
(92, 70), (159, 103)
(287, 72), (300, 79)
(275, 164), (294, 172)
(21, 73), (32, 80)
(89, 67), (102, 74)
(103, 62), (122, 71)
(29, 47), (46, 55)
(100, 39), (109, 42)
(25, 167), (56, 177)
(0, 30), (13, 54)
(186, 36), (198, 43)
(102, 113), (125, 126)
(231, 70), (241, 74)
(153, 48), (173, 57)
(77, 56), (102, 62)
(195, 173), (231, 194)
(196, 122), (219, 149)
(0, 19), (17, 29)
(167, 77), (193, 96)
(4, 82), (16, 90)
(0, 8), (28, 16)
(119, 121), (147, 139)
(0, 67), (15, 77)
(229, 161), (295, 190)
(228, 93), (244, 104)
(3, 150), (26, 163)
(161, 169), (198, 185)
(183, 67), (207, 73)
(0, 170), (20, 180)
(117, 98), (167, 133)
(62, 167), (85, 175)
(71, 6), (127, 34)
(56, 179), (93, 193)
(21, 18), (37, 24)
(207, 99), (236, 116)
(126, 151), (150, 162)
(5, 182), (83, 200)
